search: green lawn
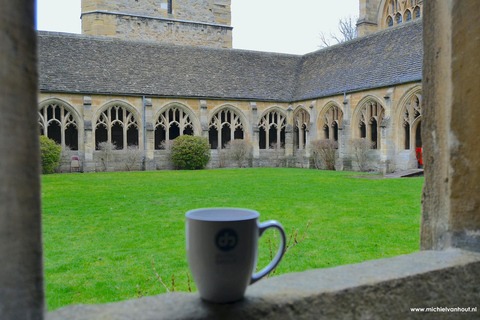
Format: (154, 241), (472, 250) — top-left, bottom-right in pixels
(42, 168), (423, 310)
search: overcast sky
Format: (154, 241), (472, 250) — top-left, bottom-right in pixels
(36, 0), (359, 55)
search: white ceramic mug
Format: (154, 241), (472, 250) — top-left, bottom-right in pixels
(186, 208), (286, 303)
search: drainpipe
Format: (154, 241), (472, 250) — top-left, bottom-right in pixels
(142, 96), (146, 171)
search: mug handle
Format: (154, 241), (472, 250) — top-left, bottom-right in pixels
(250, 220), (286, 284)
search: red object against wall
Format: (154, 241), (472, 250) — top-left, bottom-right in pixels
(416, 148), (423, 165)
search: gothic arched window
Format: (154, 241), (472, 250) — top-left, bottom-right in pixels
(258, 110), (286, 149)
(405, 10), (412, 22)
(294, 109), (310, 150)
(358, 101), (384, 149)
(155, 106), (194, 149)
(414, 6), (421, 19)
(387, 16), (393, 27)
(209, 109), (245, 149)
(95, 105), (139, 150)
(322, 105), (343, 143)
(38, 103), (79, 150)
(395, 13), (403, 25)
(402, 94), (422, 150)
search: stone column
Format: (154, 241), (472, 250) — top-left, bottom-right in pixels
(83, 95), (95, 172)
(249, 102), (259, 166)
(338, 97), (352, 171)
(144, 98), (156, 170)
(306, 103), (316, 158)
(378, 89), (395, 173)
(0, 0), (45, 318)
(199, 100), (209, 138)
(421, 0), (480, 252)
(285, 105), (294, 157)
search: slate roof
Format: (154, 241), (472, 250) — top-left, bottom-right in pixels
(38, 20), (422, 102)
(293, 20), (423, 100)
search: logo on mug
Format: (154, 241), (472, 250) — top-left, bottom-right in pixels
(215, 229), (238, 251)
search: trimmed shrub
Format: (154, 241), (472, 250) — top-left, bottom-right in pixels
(171, 135), (210, 170)
(40, 136), (62, 174)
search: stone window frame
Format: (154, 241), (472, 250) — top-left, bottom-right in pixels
(154, 103), (199, 150)
(395, 85), (422, 151)
(93, 100), (141, 150)
(353, 96), (385, 150)
(405, 9), (412, 22)
(208, 105), (247, 150)
(258, 107), (286, 150)
(319, 102), (343, 142)
(382, 0), (423, 28)
(38, 98), (81, 150)
(293, 107), (310, 150)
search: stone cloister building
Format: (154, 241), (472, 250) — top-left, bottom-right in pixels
(38, 0), (423, 172)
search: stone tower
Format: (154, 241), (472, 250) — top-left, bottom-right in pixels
(357, 0), (423, 37)
(81, 0), (232, 48)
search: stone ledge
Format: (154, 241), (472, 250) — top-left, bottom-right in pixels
(46, 249), (480, 320)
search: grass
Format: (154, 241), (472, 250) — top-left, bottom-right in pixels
(42, 168), (423, 311)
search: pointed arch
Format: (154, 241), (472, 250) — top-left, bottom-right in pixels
(208, 104), (248, 149)
(38, 98), (82, 150)
(293, 106), (310, 150)
(154, 102), (200, 149)
(394, 85), (422, 151)
(258, 106), (287, 149)
(318, 101), (343, 142)
(352, 95), (385, 149)
(93, 100), (142, 150)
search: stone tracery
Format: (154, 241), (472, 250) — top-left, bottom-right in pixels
(208, 108), (245, 149)
(95, 105), (139, 150)
(357, 101), (384, 149)
(402, 93), (422, 150)
(38, 102), (79, 150)
(155, 106), (194, 149)
(294, 109), (310, 150)
(258, 109), (286, 149)
(322, 105), (343, 142)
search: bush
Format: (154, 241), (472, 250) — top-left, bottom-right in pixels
(171, 135), (210, 170)
(122, 145), (143, 171)
(225, 139), (253, 168)
(98, 142), (116, 171)
(309, 139), (338, 170)
(40, 136), (62, 174)
(348, 138), (373, 172)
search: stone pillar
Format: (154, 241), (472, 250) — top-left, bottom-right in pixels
(306, 102), (316, 158)
(357, 0), (380, 37)
(0, 0), (45, 318)
(421, 0), (480, 252)
(144, 98), (156, 170)
(199, 100), (209, 138)
(338, 97), (352, 171)
(379, 89), (395, 173)
(83, 95), (95, 172)
(285, 105), (294, 157)
(249, 102), (259, 166)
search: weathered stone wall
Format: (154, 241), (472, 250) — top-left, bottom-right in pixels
(357, 0), (423, 37)
(38, 80), (422, 173)
(46, 250), (480, 320)
(82, 0), (231, 24)
(0, 0), (45, 318)
(81, 0), (232, 48)
(421, 0), (480, 252)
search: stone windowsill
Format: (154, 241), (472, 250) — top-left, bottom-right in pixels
(47, 249), (480, 320)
